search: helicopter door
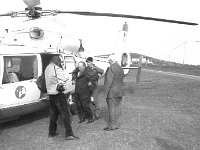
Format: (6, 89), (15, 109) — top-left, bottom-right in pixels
(0, 54), (42, 109)
(63, 56), (76, 74)
(62, 55), (76, 92)
(0, 56), (3, 86)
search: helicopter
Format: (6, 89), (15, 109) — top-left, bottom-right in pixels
(0, 24), (111, 123)
(0, 0), (198, 123)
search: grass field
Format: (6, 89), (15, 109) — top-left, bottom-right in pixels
(1, 68), (200, 150)
(142, 63), (200, 76)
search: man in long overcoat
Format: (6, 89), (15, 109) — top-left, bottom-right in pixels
(72, 61), (97, 124)
(104, 55), (124, 131)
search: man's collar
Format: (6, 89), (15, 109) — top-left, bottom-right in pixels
(110, 62), (118, 65)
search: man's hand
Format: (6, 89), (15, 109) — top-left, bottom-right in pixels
(88, 82), (92, 86)
(72, 80), (76, 85)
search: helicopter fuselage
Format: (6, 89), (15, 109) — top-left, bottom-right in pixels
(0, 44), (111, 123)
(0, 45), (78, 123)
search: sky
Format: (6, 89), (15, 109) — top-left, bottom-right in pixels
(0, 0), (200, 65)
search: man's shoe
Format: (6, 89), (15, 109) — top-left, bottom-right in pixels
(79, 118), (86, 123)
(87, 119), (94, 124)
(95, 116), (100, 120)
(48, 133), (59, 137)
(103, 127), (118, 131)
(65, 135), (80, 140)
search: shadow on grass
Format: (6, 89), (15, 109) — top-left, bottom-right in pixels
(98, 84), (135, 95)
(155, 137), (184, 150)
(99, 106), (109, 125)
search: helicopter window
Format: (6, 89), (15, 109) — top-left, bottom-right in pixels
(121, 53), (128, 67)
(30, 27), (44, 40)
(2, 55), (38, 84)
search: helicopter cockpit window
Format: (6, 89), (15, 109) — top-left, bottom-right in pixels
(2, 55), (38, 84)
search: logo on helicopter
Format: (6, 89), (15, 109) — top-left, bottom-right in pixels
(15, 86), (26, 99)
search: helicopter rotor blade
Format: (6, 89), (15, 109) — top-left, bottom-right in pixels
(0, 11), (29, 17)
(0, 12), (13, 17)
(0, 9), (197, 26)
(56, 11), (198, 26)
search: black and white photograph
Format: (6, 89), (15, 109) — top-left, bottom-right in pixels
(0, 0), (199, 149)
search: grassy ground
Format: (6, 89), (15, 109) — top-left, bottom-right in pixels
(1, 69), (200, 150)
(142, 64), (200, 76)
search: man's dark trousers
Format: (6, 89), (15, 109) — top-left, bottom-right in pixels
(106, 96), (122, 129)
(75, 93), (93, 120)
(49, 93), (73, 137)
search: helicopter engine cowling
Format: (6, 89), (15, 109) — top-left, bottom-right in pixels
(61, 37), (81, 54)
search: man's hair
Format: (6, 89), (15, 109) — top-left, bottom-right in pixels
(78, 61), (86, 67)
(108, 54), (117, 63)
(51, 55), (61, 65)
(86, 57), (93, 62)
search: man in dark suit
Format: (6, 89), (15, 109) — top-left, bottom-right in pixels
(103, 55), (124, 131)
(86, 57), (104, 120)
(72, 61), (97, 124)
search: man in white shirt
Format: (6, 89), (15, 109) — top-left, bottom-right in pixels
(45, 55), (79, 140)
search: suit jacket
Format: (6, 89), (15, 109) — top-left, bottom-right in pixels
(104, 62), (124, 98)
(89, 65), (104, 83)
(72, 66), (97, 98)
